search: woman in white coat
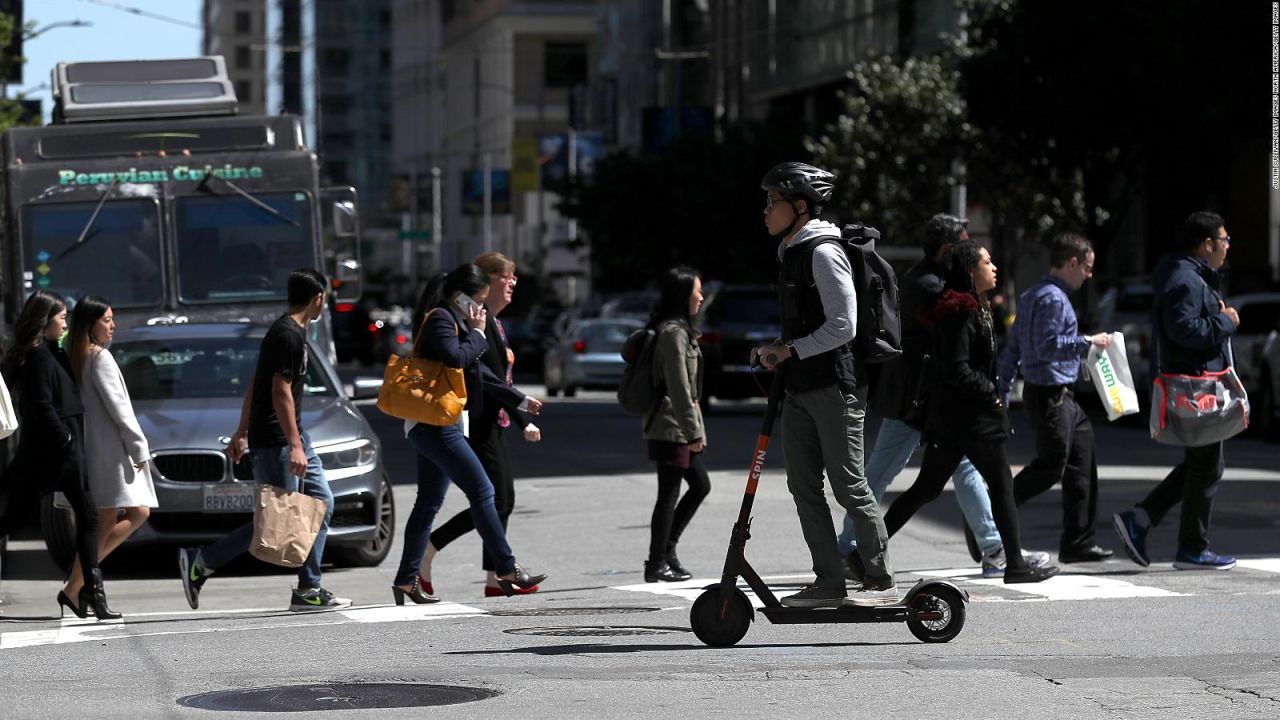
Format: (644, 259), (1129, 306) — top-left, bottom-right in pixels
(61, 296), (158, 602)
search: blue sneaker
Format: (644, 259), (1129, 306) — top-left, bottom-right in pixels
(1173, 549), (1236, 571)
(1112, 511), (1150, 568)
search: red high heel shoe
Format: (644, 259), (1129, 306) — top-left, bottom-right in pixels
(485, 584), (539, 597)
(416, 576), (434, 596)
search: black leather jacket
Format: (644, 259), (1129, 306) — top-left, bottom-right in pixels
(922, 290), (1010, 444)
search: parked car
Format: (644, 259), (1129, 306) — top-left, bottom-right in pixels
(371, 305), (415, 364)
(1087, 281), (1154, 395)
(697, 284), (780, 401)
(330, 300), (380, 366)
(1225, 293), (1280, 399)
(1256, 328), (1280, 436)
(543, 318), (643, 396)
(39, 323), (395, 570)
(600, 291), (658, 322)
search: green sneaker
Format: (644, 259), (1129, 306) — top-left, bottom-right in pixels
(289, 587), (352, 612)
(178, 547), (208, 610)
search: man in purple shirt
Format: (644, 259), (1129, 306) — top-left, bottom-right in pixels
(997, 234), (1114, 563)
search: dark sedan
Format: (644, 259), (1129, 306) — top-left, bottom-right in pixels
(698, 285), (780, 401)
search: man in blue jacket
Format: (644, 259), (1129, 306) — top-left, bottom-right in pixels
(1114, 211), (1240, 570)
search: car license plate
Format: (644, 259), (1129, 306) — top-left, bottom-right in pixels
(203, 484), (256, 513)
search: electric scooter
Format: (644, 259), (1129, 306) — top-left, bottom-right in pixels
(689, 367), (970, 647)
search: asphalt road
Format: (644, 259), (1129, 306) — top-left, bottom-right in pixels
(1, 383), (1279, 718)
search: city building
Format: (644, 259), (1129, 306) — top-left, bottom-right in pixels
(390, 0), (597, 304)
(202, 0), (268, 115)
(709, 0), (960, 127)
(204, 0), (395, 275)
(595, 0), (711, 153)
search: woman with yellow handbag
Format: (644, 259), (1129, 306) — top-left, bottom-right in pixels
(386, 264), (544, 603)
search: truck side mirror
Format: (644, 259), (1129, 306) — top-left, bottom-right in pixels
(333, 200), (358, 238)
(322, 186), (361, 303)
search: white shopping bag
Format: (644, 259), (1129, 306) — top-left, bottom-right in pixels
(0, 378), (17, 439)
(1087, 331), (1140, 421)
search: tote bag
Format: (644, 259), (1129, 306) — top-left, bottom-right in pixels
(376, 309), (468, 426)
(249, 483), (328, 568)
(0, 377), (17, 439)
(1150, 337), (1249, 446)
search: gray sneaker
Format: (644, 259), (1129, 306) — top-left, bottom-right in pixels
(845, 578), (899, 607)
(780, 584), (846, 608)
(981, 549), (1051, 578)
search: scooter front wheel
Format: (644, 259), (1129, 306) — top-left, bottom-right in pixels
(906, 584), (966, 643)
(691, 587), (753, 647)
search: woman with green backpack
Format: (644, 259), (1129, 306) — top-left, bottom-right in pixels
(641, 266), (710, 582)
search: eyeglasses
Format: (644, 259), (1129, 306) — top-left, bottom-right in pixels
(497, 273), (518, 286)
(1218, 235), (1231, 246)
(764, 195), (779, 210)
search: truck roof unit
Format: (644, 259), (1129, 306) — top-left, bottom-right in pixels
(52, 57), (238, 124)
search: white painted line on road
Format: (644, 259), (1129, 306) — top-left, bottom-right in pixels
(339, 602), (484, 623)
(912, 568), (1184, 601)
(0, 603), (490, 652)
(1237, 558), (1280, 574)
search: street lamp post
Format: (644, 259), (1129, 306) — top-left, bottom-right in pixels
(3, 19), (93, 100)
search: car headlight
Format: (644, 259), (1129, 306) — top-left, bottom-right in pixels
(315, 438), (377, 472)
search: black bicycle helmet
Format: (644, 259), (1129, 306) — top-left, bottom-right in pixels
(761, 162), (836, 208)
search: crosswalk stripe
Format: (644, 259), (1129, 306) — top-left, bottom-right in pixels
(338, 602), (484, 623)
(910, 568), (1184, 600)
(1236, 559), (1280, 574)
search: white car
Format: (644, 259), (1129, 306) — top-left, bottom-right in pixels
(1255, 328), (1280, 436)
(1225, 293), (1280, 401)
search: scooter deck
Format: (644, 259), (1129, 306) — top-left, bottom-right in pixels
(759, 604), (915, 624)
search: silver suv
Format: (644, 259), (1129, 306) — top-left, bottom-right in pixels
(40, 323), (394, 568)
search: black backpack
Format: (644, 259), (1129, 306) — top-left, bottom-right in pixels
(834, 224), (903, 364)
(617, 328), (664, 418)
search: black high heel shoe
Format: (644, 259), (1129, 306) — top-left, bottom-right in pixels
(57, 590), (87, 619)
(80, 568), (122, 621)
(511, 562), (547, 589)
(392, 583), (439, 605)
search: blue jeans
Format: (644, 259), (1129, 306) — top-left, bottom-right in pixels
(199, 431), (333, 589)
(394, 422), (515, 586)
(838, 417), (1001, 558)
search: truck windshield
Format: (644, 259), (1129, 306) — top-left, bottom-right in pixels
(174, 192), (314, 303)
(22, 200), (163, 307)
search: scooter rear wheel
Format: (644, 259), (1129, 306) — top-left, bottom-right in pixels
(691, 587), (753, 647)
(906, 584), (966, 643)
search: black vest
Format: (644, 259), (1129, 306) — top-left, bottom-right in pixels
(778, 236), (859, 393)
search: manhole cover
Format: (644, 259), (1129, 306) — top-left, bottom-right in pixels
(505, 626), (689, 637)
(489, 607), (661, 617)
(177, 683), (500, 712)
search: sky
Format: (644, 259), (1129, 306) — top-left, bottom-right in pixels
(11, 0), (203, 121)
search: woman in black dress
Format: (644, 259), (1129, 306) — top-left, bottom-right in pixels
(1, 290), (120, 618)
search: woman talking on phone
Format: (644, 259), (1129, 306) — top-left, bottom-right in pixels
(390, 264), (545, 604)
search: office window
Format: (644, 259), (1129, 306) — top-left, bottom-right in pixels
(235, 80), (250, 102)
(544, 42), (587, 88)
(234, 11), (251, 34)
(234, 45), (251, 70)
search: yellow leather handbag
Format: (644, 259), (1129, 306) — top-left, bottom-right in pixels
(376, 309), (467, 425)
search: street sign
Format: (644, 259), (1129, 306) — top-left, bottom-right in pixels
(398, 229), (431, 241)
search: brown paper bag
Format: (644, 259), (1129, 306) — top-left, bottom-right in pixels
(250, 484), (327, 568)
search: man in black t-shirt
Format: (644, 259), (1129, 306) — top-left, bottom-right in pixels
(178, 269), (351, 611)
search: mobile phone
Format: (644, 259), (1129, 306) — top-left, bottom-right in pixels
(453, 293), (481, 315)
